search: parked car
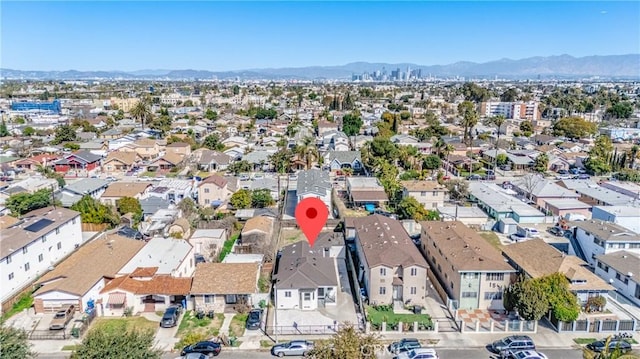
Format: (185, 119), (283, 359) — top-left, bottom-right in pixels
(586, 339), (632, 353)
(555, 174), (572, 180)
(160, 305), (181, 328)
(246, 309), (263, 330)
(577, 174), (591, 180)
(499, 165), (512, 171)
(501, 350), (548, 359)
(388, 338), (421, 354)
(270, 340), (314, 357)
(547, 227), (563, 236)
(490, 335), (536, 353)
(181, 341), (222, 357)
(393, 348), (439, 359)
(467, 174), (483, 181)
(49, 304), (76, 330)
(509, 233), (527, 242)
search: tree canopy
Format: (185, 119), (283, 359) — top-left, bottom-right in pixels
(0, 324), (36, 359)
(251, 188), (275, 208)
(306, 323), (383, 359)
(51, 124), (78, 144)
(6, 188), (53, 216)
(116, 197), (143, 225)
(342, 111), (363, 137)
(504, 273), (580, 322)
(71, 195), (119, 227)
(552, 117), (598, 139)
(585, 135), (613, 175)
(70, 325), (161, 359)
(202, 134), (224, 151)
(230, 189), (251, 209)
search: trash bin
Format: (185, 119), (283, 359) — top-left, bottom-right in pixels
(71, 327), (80, 338)
(413, 305), (422, 314)
(229, 336), (237, 347)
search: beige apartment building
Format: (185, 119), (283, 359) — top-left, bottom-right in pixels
(197, 175), (232, 207)
(401, 180), (448, 209)
(353, 215), (429, 308)
(419, 221), (516, 311)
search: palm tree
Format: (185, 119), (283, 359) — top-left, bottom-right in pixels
(489, 114), (506, 171)
(130, 97), (152, 129)
(295, 137), (319, 170)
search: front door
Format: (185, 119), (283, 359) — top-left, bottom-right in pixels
(300, 290), (315, 310)
(392, 285), (402, 301)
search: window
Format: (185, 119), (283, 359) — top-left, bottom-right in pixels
(380, 268), (386, 276)
(38, 254), (43, 262)
(285, 291), (292, 298)
(72, 218), (76, 225)
(56, 228), (60, 235)
(630, 243), (640, 249)
(410, 268), (417, 276)
(24, 262), (30, 271)
(318, 288), (324, 296)
(8, 272), (14, 280)
(6, 255), (11, 264)
(42, 236), (46, 243)
(204, 295), (213, 304)
(461, 291), (477, 298)
(616, 272), (629, 284)
(57, 242), (62, 250)
(597, 261), (609, 272)
(486, 273), (505, 281)
(379, 287), (386, 295)
(204, 188), (210, 193)
(484, 292), (503, 300)
(303, 292), (311, 301)
(432, 191), (438, 196)
(23, 247), (28, 254)
(410, 287), (417, 295)
(420, 191), (426, 196)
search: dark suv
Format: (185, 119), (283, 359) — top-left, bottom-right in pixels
(160, 305), (181, 328)
(490, 335), (535, 353)
(388, 338), (421, 354)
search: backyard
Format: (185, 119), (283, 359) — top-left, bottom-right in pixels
(366, 305), (432, 331)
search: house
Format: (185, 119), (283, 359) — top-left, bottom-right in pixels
(594, 251), (640, 307)
(190, 228), (228, 260)
(511, 175), (580, 209)
(32, 234), (145, 314)
(437, 206), (490, 227)
(468, 182), (546, 223)
(353, 215), (429, 308)
(599, 181), (640, 200)
(543, 198), (592, 218)
(591, 206), (640, 234)
(119, 138), (162, 160)
(346, 177), (388, 209)
(147, 179), (195, 204)
(102, 151), (142, 175)
(502, 239), (613, 304)
(250, 178), (280, 201)
(222, 136), (248, 149)
(118, 237), (195, 278)
(100, 272), (192, 316)
(167, 218), (191, 239)
(148, 152), (185, 172)
(197, 174), (232, 207)
(139, 208), (178, 238)
(324, 151), (363, 172)
(401, 181), (448, 210)
(572, 220), (640, 267)
(14, 154), (59, 172)
(57, 178), (110, 207)
(166, 142), (192, 157)
(53, 151), (102, 174)
(100, 182), (151, 206)
(190, 262), (261, 312)
(562, 184), (636, 207)
(419, 221), (516, 310)
(1, 207), (83, 305)
(296, 169), (332, 215)
(139, 197), (172, 220)
(194, 149), (232, 172)
(239, 216), (274, 253)
(274, 233), (344, 310)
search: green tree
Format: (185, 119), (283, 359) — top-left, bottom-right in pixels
(227, 160), (252, 175)
(396, 196), (430, 221)
(269, 149), (294, 173)
(342, 111), (363, 137)
(605, 101), (633, 119)
(422, 155), (442, 170)
(460, 82), (491, 103)
(540, 272), (580, 322)
(204, 109), (218, 121)
(116, 197), (143, 225)
(500, 88), (518, 102)
(51, 124), (77, 144)
(585, 135), (613, 175)
(533, 153), (549, 173)
(6, 189), (53, 216)
(130, 97), (152, 129)
(0, 324), (36, 359)
(70, 195), (119, 226)
(251, 189), (275, 208)
(148, 114), (172, 136)
(230, 189), (251, 209)
(0, 119), (10, 137)
(514, 277), (549, 321)
(22, 126), (35, 136)
(202, 134), (224, 151)
(552, 117), (598, 139)
(458, 101), (478, 146)
(306, 323), (383, 359)
(519, 120), (534, 136)
(63, 142), (80, 151)
(71, 325), (161, 359)
(294, 137), (319, 170)
(445, 179), (469, 201)
(496, 153), (508, 166)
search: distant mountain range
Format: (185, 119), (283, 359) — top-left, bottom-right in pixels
(2, 54), (639, 80)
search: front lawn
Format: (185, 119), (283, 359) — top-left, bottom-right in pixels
(574, 338), (598, 345)
(177, 310), (224, 337)
(1, 292), (33, 321)
(91, 317), (158, 334)
(228, 313), (248, 337)
(366, 305), (432, 330)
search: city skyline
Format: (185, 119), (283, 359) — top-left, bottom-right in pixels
(1, 1), (639, 72)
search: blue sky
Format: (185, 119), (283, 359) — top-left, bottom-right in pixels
(2, 1), (639, 71)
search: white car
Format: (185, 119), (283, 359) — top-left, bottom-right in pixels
(503, 350), (548, 359)
(393, 348), (439, 359)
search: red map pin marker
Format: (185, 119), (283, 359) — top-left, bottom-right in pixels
(295, 197), (328, 247)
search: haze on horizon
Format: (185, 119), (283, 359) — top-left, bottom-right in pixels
(1, 1), (639, 72)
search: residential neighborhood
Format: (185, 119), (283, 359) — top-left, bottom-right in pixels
(1, 33), (640, 359)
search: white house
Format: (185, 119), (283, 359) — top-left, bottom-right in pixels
(296, 169), (332, 215)
(57, 178), (110, 207)
(32, 234), (144, 314)
(189, 228), (228, 260)
(1, 207), (83, 304)
(573, 220), (640, 267)
(147, 178), (195, 204)
(594, 251), (640, 307)
(117, 237), (195, 278)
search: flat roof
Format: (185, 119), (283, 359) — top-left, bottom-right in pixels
(544, 198), (592, 210)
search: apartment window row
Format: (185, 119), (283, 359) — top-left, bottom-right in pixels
(615, 272), (629, 285)
(461, 291), (477, 298)
(484, 291), (503, 300)
(486, 273), (504, 281)
(608, 243), (626, 249)
(597, 261), (609, 272)
(462, 272), (479, 279)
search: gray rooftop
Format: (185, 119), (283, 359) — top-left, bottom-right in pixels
(513, 175), (579, 198)
(596, 251), (640, 278)
(543, 198), (592, 210)
(325, 151), (361, 164)
(468, 182), (545, 217)
(63, 178), (110, 196)
(297, 169), (331, 197)
(275, 240), (338, 289)
(593, 205), (640, 217)
(118, 237), (193, 275)
(574, 186), (635, 206)
(574, 220), (640, 242)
